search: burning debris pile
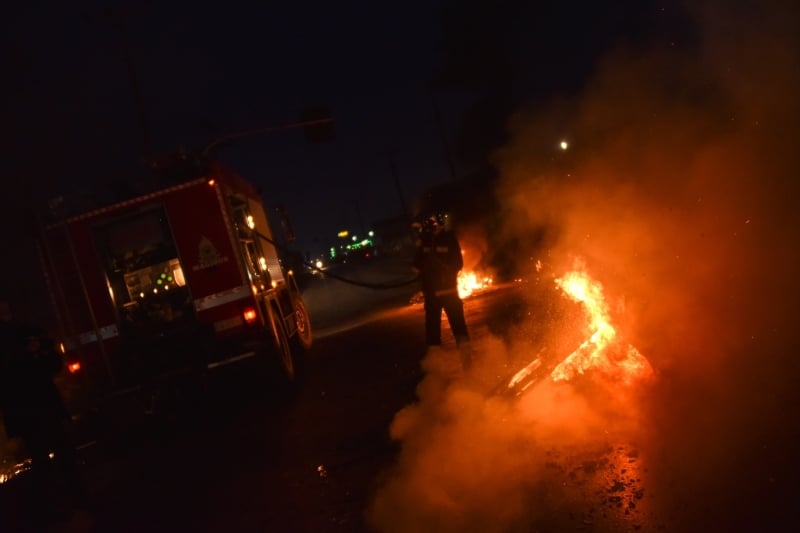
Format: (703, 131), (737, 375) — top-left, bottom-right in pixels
(505, 260), (654, 398)
(548, 261), (652, 385)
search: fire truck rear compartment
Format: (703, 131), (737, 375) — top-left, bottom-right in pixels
(41, 167), (309, 421)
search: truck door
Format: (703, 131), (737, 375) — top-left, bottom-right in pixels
(228, 195), (272, 295)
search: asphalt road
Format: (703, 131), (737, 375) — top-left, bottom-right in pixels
(1, 270), (430, 533)
(2, 277), (798, 532)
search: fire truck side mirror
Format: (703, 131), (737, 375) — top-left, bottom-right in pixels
(301, 106), (335, 143)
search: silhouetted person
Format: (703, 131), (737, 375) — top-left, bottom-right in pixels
(0, 299), (89, 522)
(412, 214), (471, 368)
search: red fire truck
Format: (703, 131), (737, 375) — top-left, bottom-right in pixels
(38, 159), (312, 417)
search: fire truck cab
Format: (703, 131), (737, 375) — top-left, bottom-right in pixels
(39, 160), (312, 416)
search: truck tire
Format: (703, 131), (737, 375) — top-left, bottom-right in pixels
(268, 304), (296, 383)
(292, 294), (313, 351)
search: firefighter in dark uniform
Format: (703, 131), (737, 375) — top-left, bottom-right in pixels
(412, 214), (471, 368)
(0, 298), (89, 519)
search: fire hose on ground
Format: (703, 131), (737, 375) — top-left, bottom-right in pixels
(254, 229), (420, 290)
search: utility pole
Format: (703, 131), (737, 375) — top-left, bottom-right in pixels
(116, 14), (153, 161)
(430, 90), (458, 183)
(387, 149), (411, 227)
(83, 8), (153, 161)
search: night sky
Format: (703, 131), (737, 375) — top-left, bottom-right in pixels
(3, 0), (685, 259)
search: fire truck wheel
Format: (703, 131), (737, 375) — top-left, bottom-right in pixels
(269, 305), (296, 383)
(292, 294), (313, 351)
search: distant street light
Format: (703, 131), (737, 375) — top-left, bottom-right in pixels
(560, 140), (569, 151)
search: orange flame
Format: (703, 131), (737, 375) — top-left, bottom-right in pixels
(458, 270), (493, 299)
(550, 265), (653, 384)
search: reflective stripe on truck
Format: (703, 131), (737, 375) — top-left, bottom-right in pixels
(63, 324), (120, 350)
(193, 284), (251, 312)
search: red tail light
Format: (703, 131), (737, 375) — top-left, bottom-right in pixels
(243, 307), (258, 324)
(67, 361), (81, 374)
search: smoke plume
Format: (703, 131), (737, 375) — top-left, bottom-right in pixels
(369, 2), (800, 531)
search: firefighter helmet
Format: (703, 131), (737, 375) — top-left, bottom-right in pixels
(420, 213), (445, 233)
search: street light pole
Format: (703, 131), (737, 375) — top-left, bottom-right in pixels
(200, 117), (335, 158)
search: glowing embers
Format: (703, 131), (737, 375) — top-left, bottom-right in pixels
(550, 264), (653, 384)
